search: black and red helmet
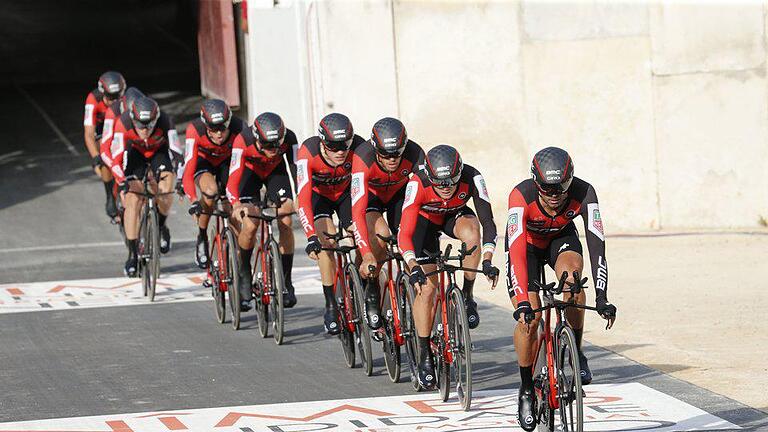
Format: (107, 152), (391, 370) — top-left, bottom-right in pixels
(98, 71), (126, 99)
(531, 147), (574, 196)
(318, 113), (353, 151)
(200, 99), (232, 131)
(130, 96), (160, 131)
(252, 112), (286, 148)
(371, 117), (407, 158)
(425, 144), (463, 187)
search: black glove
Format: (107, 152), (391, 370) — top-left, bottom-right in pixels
(596, 295), (617, 320)
(305, 235), (322, 256)
(91, 154), (104, 168)
(513, 300), (534, 323)
(188, 201), (203, 216)
(482, 259), (499, 279)
(175, 179), (185, 196)
(409, 266), (426, 287)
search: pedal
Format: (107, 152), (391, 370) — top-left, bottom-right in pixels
(372, 328), (385, 342)
(202, 279), (212, 288)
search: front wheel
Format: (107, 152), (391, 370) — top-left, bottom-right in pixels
(268, 239), (285, 345)
(210, 232), (226, 324)
(141, 205), (159, 302)
(382, 279), (401, 383)
(348, 263), (373, 377)
(225, 228), (241, 330)
(448, 287), (472, 411)
(253, 246), (269, 338)
(556, 326), (584, 432)
(400, 274), (421, 392)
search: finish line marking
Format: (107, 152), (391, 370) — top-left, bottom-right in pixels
(0, 267), (323, 314)
(0, 385), (739, 431)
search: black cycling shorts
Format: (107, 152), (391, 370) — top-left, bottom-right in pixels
(124, 145), (174, 182)
(313, 190), (352, 231)
(193, 156), (230, 196)
(365, 186), (406, 236)
(520, 223), (583, 292)
(238, 163), (293, 205)
(412, 206), (476, 264)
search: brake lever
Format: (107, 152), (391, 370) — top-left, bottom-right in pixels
(443, 243), (452, 261)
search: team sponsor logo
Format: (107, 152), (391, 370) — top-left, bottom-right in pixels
(107, 83), (121, 93)
(436, 165), (451, 173)
(83, 104), (94, 126)
(458, 192), (467, 200)
(229, 148), (243, 174)
(352, 227), (368, 249)
(168, 130), (181, 154)
(101, 119), (114, 143)
(110, 133), (124, 158)
(350, 172), (364, 206)
(332, 129), (347, 139)
(596, 255), (608, 292)
(184, 138), (195, 162)
(473, 174), (490, 203)
(296, 159), (309, 193)
(343, 161), (352, 170)
(138, 110), (152, 121)
(566, 209), (576, 219)
(210, 112), (224, 122)
(297, 207), (313, 234)
(402, 181), (418, 209)
(506, 207), (523, 247)
(266, 130), (279, 139)
(401, 169), (409, 176)
(587, 203), (604, 240)
(507, 263), (524, 297)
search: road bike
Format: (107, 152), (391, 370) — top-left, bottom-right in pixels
(321, 229), (373, 376)
(190, 196), (240, 328)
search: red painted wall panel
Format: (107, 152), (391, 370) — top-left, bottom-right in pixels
(198, 0), (240, 107)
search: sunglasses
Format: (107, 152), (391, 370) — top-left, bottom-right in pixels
(536, 178), (572, 197)
(132, 118), (158, 131)
(206, 122), (230, 133)
(376, 147), (405, 160)
(323, 138), (353, 152)
(429, 173), (461, 188)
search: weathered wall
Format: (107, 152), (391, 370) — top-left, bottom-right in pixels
(245, 0), (768, 231)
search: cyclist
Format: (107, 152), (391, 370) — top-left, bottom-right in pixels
(297, 113), (365, 335)
(226, 112), (299, 312)
(106, 96), (182, 276)
(398, 144), (500, 388)
(351, 117), (424, 331)
(101, 87), (145, 151)
(182, 99), (244, 271)
(506, 147), (617, 431)
(84, 71), (126, 219)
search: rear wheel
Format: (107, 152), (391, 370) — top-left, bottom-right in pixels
(253, 247), (269, 338)
(400, 274), (421, 392)
(268, 239), (285, 345)
(557, 326), (583, 432)
(338, 275), (356, 368)
(348, 263), (373, 377)
(449, 287), (472, 411)
(438, 353), (450, 402)
(138, 207), (148, 297)
(382, 280), (401, 383)
(535, 329), (555, 432)
(225, 228), (241, 330)
(146, 206), (160, 302)
(210, 231), (226, 324)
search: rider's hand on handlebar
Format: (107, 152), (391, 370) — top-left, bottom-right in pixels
(481, 259), (500, 288)
(360, 253), (377, 279)
(409, 266), (427, 293)
(596, 295), (617, 329)
(305, 235), (322, 260)
(513, 300), (534, 329)
(188, 201), (202, 216)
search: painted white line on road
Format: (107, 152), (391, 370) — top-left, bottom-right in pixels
(0, 385), (739, 431)
(15, 84), (79, 156)
(0, 238), (197, 254)
(0, 267), (323, 314)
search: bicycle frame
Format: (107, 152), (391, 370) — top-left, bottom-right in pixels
(534, 275), (563, 410)
(207, 198), (233, 294)
(379, 238), (406, 346)
(322, 230), (358, 334)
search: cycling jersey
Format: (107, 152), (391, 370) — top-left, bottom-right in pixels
(83, 89), (111, 138)
(105, 111), (181, 184)
(398, 165), (497, 264)
(296, 135), (365, 238)
(506, 177), (608, 302)
(182, 117), (244, 201)
(225, 125), (298, 204)
(351, 139), (424, 255)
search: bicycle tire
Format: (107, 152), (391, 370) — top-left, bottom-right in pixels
(146, 206), (159, 302)
(348, 263), (373, 377)
(337, 274), (356, 368)
(557, 326), (583, 432)
(226, 228), (241, 330)
(534, 330), (555, 432)
(449, 287), (472, 411)
(253, 246), (269, 338)
(139, 207), (148, 296)
(438, 353), (450, 402)
(210, 233), (226, 324)
(268, 239), (285, 345)
(400, 274), (422, 392)
(382, 280), (401, 383)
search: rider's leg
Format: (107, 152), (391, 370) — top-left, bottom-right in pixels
(195, 172), (218, 230)
(315, 216), (339, 333)
(446, 211), (482, 328)
(99, 167), (117, 218)
(122, 179), (143, 276)
(277, 198), (296, 306)
(513, 291), (543, 431)
(362, 211), (390, 329)
(156, 171), (175, 222)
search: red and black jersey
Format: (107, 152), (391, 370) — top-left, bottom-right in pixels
(105, 111), (181, 184)
(182, 117), (245, 201)
(99, 99), (129, 155)
(225, 125), (298, 204)
(83, 89), (111, 137)
(351, 139), (424, 255)
(296, 135), (365, 238)
(398, 164), (497, 264)
(506, 177), (608, 302)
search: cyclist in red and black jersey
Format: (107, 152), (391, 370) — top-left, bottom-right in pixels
(100, 87), (144, 151)
(351, 117), (424, 331)
(506, 147), (617, 431)
(106, 96), (183, 277)
(297, 113), (365, 335)
(398, 144), (500, 388)
(182, 100), (243, 270)
(84, 71), (126, 218)
(226, 112), (299, 311)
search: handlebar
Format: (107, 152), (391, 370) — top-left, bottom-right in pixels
(323, 231), (352, 242)
(424, 242), (477, 263)
(376, 233), (398, 246)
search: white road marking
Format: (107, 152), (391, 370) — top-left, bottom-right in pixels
(0, 238), (197, 254)
(0, 385), (739, 431)
(15, 84), (79, 156)
(0, 267), (323, 314)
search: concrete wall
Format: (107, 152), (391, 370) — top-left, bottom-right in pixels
(245, 0), (768, 231)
